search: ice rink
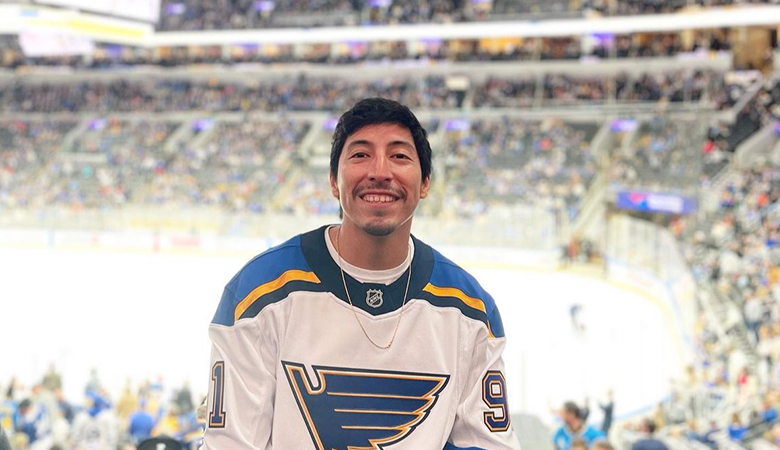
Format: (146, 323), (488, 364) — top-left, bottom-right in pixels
(0, 245), (684, 426)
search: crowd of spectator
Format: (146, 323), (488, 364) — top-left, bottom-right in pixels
(621, 69), (722, 103)
(0, 70), (726, 117)
(0, 76), (465, 114)
(0, 66), (750, 218)
(703, 77), (780, 177)
(149, 0), (779, 31)
(282, 166), (341, 216)
(142, 119), (309, 211)
(0, 118), (314, 213)
(0, 112), (604, 220)
(587, 0), (772, 16)
(1, 369), (203, 450)
(0, 29), (732, 70)
(0, 121), (78, 209)
(471, 69), (724, 109)
(672, 164), (780, 448)
(158, 0), (361, 31)
(472, 77), (537, 108)
(543, 74), (610, 104)
(440, 117), (597, 219)
(609, 116), (705, 192)
(693, 166), (780, 377)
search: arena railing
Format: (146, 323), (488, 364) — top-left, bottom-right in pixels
(3, 53), (732, 85)
(604, 215), (697, 363)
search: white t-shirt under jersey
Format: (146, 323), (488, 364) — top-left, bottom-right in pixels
(324, 226), (414, 285)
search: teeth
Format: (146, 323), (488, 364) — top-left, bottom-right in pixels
(363, 195), (396, 203)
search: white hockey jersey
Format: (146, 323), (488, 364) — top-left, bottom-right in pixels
(203, 226), (521, 450)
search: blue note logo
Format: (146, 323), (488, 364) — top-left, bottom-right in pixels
(282, 361), (449, 450)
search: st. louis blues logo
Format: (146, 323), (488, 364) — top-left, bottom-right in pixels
(365, 289), (384, 308)
(282, 361), (449, 450)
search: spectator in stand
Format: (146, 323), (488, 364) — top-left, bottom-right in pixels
(762, 393), (779, 423)
(138, 436), (183, 450)
(593, 440), (616, 450)
(71, 390), (118, 450)
(173, 382), (194, 417)
(41, 365), (61, 392)
(571, 438), (588, 450)
(746, 297), (767, 342)
(553, 401), (606, 450)
(14, 398), (50, 448)
(54, 389), (74, 425)
(116, 381), (139, 424)
(0, 71), (727, 113)
(728, 412), (747, 442)
(599, 390), (615, 435)
(0, 393), (15, 437)
(0, 427), (9, 450)
(631, 418), (669, 450)
(129, 398), (156, 445)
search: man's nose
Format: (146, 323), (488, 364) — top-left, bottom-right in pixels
(368, 155), (392, 180)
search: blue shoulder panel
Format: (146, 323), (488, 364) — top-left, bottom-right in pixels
(211, 235), (315, 326)
(427, 250), (505, 338)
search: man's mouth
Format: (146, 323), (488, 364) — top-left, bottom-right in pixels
(361, 194), (398, 203)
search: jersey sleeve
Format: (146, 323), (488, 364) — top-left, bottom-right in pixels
(446, 302), (522, 450)
(201, 287), (277, 450)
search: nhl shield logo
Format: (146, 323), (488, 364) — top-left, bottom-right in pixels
(365, 289), (384, 308)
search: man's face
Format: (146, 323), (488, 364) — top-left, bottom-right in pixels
(563, 410), (579, 428)
(331, 123), (429, 237)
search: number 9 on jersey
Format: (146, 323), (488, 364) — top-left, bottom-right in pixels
(482, 370), (511, 432)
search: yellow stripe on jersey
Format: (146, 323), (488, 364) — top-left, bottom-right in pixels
(422, 283), (487, 313)
(422, 283), (494, 338)
(235, 270), (321, 321)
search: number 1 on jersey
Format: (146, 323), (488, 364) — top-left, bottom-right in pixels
(209, 361), (227, 428)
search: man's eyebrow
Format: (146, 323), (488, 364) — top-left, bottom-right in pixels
(345, 139), (415, 150)
(388, 140), (415, 150)
(346, 139), (372, 149)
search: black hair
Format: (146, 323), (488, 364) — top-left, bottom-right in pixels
(593, 439), (615, 450)
(643, 418), (657, 434)
(329, 98), (432, 183)
(563, 401), (581, 418)
(0, 426), (10, 450)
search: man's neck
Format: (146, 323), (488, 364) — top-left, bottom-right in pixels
(331, 223), (412, 270)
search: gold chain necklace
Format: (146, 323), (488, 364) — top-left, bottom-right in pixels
(334, 226), (412, 350)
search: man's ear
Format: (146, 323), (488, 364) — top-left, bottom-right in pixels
(330, 172), (339, 199)
(419, 176), (431, 199)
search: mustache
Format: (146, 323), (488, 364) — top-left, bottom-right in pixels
(355, 183), (405, 198)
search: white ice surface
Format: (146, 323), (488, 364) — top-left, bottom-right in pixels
(0, 247), (682, 426)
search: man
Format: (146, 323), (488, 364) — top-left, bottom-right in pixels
(0, 427), (10, 450)
(71, 391), (118, 450)
(202, 98), (520, 450)
(570, 438), (588, 450)
(14, 398), (50, 448)
(592, 439), (616, 450)
(137, 436), (183, 450)
(631, 418), (668, 450)
(128, 399), (155, 446)
(553, 401), (605, 450)
(599, 390), (614, 435)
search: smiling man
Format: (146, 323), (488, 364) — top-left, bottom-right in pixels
(202, 98), (521, 450)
